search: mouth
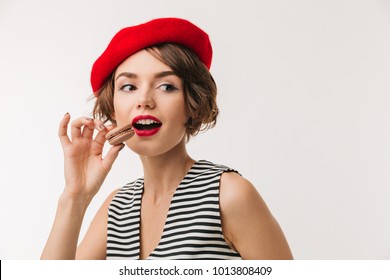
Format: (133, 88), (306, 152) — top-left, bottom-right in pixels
(133, 119), (162, 130)
(132, 115), (162, 136)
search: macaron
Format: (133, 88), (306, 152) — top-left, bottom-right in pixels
(105, 124), (134, 145)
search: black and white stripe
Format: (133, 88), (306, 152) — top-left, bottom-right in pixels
(106, 160), (242, 260)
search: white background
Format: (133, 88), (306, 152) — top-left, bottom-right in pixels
(0, 0), (389, 260)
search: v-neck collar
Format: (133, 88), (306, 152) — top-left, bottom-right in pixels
(136, 160), (200, 259)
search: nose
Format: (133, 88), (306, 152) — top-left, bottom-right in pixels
(136, 88), (156, 109)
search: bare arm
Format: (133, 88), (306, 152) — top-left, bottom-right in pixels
(76, 189), (119, 259)
(41, 114), (124, 259)
(220, 172), (293, 260)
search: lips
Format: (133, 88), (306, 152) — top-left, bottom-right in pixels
(132, 115), (162, 137)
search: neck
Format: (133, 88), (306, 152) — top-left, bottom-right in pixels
(139, 139), (195, 197)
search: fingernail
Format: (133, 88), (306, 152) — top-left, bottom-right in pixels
(85, 117), (94, 121)
(64, 112), (69, 117)
(99, 124), (106, 131)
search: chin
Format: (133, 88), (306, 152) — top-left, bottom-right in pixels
(128, 136), (187, 158)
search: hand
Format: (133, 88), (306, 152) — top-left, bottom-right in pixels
(58, 113), (124, 202)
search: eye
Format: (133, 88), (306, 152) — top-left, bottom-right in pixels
(120, 84), (137, 92)
(158, 83), (178, 92)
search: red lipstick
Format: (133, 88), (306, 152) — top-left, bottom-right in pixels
(132, 115), (162, 137)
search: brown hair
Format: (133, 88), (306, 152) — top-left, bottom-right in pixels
(92, 43), (218, 139)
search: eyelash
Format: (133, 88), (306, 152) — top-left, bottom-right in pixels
(159, 83), (178, 92)
(120, 84), (137, 92)
(119, 83), (178, 92)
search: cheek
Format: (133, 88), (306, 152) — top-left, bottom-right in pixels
(171, 100), (188, 126)
(113, 96), (134, 121)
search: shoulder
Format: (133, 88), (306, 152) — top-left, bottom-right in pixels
(220, 171), (257, 205)
(219, 172), (293, 259)
(219, 172), (268, 225)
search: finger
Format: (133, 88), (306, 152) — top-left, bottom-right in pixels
(105, 124), (116, 131)
(94, 127), (109, 146)
(95, 123), (116, 143)
(91, 125), (111, 149)
(58, 113), (71, 147)
(83, 119), (108, 142)
(91, 123), (114, 145)
(102, 143), (125, 171)
(81, 119), (95, 139)
(82, 118), (109, 139)
(71, 117), (94, 140)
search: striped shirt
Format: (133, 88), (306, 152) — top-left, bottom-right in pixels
(106, 160), (242, 259)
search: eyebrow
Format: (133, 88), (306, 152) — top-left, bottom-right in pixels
(115, 71), (177, 81)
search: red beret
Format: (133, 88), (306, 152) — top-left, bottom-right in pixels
(91, 17), (212, 95)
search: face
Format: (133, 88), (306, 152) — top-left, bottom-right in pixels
(113, 49), (187, 156)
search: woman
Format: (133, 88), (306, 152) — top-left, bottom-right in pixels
(41, 18), (293, 260)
